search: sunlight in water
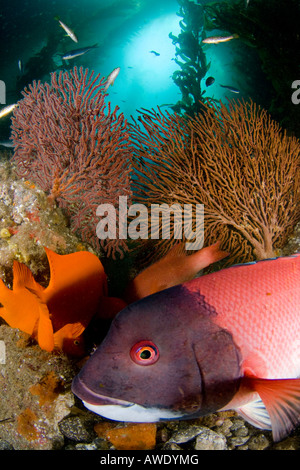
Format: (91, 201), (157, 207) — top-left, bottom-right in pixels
(124, 13), (180, 93)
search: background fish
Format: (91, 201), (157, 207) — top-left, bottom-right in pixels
(220, 84), (240, 93)
(62, 44), (98, 60)
(57, 18), (78, 43)
(205, 76), (215, 87)
(0, 140), (14, 148)
(0, 104), (18, 119)
(202, 34), (239, 44)
(104, 67), (120, 92)
(124, 241), (228, 303)
(72, 254), (300, 442)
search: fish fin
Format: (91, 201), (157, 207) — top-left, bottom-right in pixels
(236, 398), (272, 431)
(187, 241), (229, 271)
(163, 240), (228, 268)
(25, 286), (54, 352)
(0, 305), (10, 323)
(12, 261), (43, 292)
(53, 322), (85, 348)
(43, 247), (107, 298)
(0, 303), (16, 328)
(124, 241), (229, 302)
(244, 376), (300, 441)
(36, 302), (55, 352)
(0, 277), (11, 301)
(0, 278), (40, 334)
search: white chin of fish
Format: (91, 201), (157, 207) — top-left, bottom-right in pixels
(83, 400), (185, 422)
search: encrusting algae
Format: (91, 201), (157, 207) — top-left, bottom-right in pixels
(29, 371), (65, 407)
(16, 408), (40, 442)
(94, 422), (157, 451)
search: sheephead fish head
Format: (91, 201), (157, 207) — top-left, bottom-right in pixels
(72, 285), (242, 422)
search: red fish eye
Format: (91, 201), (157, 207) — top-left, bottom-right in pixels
(130, 341), (159, 365)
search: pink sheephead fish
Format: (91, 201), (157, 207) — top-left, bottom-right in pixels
(72, 254), (300, 442)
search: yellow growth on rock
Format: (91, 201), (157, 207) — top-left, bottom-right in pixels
(94, 422), (157, 450)
(17, 408), (40, 441)
(29, 371), (65, 406)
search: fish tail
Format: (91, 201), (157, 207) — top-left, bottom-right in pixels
(233, 33), (239, 39)
(0, 277), (11, 303)
(0, 280), (40, 334)
(188, 241), (229, 273)
(12, 260), (43, 292)
(244, 376), (300, 442)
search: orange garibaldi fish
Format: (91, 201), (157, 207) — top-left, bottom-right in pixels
(0, 248), (107, 356)
(72, 254), (300, 442)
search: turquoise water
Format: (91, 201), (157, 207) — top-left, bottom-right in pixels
(1, 0), (181, 120)
(0, 0), (270, 136)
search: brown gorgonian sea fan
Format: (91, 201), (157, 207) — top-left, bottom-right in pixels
(130, 99), (300, 265)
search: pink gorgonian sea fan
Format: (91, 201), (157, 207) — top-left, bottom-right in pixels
(11, 66), (132, 258)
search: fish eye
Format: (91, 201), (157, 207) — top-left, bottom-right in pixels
(130, 341), (159, 366)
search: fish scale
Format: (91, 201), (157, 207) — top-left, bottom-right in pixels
(186, 255), (300, 378)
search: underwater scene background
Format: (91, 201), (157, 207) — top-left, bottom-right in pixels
(2, 0), (298, 130)
(0, 0), (300, 452)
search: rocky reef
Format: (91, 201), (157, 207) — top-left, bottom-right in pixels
(0, 158), (94, 288)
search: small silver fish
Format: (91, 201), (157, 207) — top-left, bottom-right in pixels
(104, 67), (120, 92)
(62, 44), (98, 60)
(202, 34), (239, 44)
(220, 84), (240, 94)
(18, 59), (23, 73)
(0, 141), (14, 148)
(0, 104), (18, 119)
(58, 19), (78, 43)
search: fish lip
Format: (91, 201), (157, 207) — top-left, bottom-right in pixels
(72, 375), (134, 407)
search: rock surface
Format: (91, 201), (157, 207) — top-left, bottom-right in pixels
(0, 324), (77, 449)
